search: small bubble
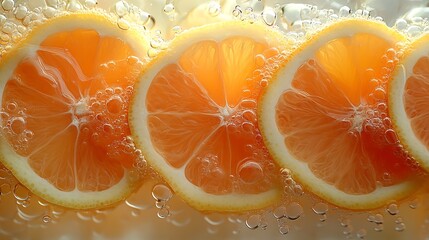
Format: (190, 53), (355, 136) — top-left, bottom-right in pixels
(10, 117), (26, 134)
(409, 199), (418, 209)
(84, 0), (97, 8)
(106, 95), (123, 114)
(407, 25), (422, 38)
(204, 213), (225, 226)
(6, 101), (17, 112)
(14, 5), (28, 20)
(356, 229), (367, 239)
(262, 7), (277, 26)
(386, 203), (399, 215)
(232, 5), (242, 18)
(13, 183), (30, 201)
(312, 202), (328, 215)
(117, 18), (130, 30)
(286, 202), (303, 220)
(238, 160), (263, 184)
(245, 214), (261, 229)
(152, 184), (173, 202)
(385, 129), (399, 145)
(373, 213), (384, 224)
(339, 6), (351, 17)
(1, 0), (14, 11)
(157, 206), (170, 219)
(374, 223), (384, 232)
(66, 0), (81, 11)
(0, 183), (11, 195)
(273, 206), (287, 219)
(163, 3), (175, 14)
(207, 1), (221, 17)
(395, 222), (406, 232)
(42, 215), (51, 223)
(395, 19), (408, 31)
(115, 1), (129, 17)
(259, 79), (268, 87)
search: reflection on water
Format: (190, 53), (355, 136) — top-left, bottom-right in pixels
(2, 0), (429, 239)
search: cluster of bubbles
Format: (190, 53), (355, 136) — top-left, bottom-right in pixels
(1, 0), (429, 239)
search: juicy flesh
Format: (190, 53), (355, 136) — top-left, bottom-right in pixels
(276, 33), (415, 194)
(146, 38), (279, 194)
(1, 29), (142, 192)
(405, 56), (429, 150)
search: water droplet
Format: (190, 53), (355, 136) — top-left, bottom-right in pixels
(312, 202), (328, 215)
(1, 0), (14, 11)
(245, 214), (261, 229)
(152, 184), (173, 202)
(386, 203), (399, 215)
(286, 202), (303, 220)
(262, 7), (276, 26)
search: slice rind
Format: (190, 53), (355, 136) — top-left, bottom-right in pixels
(130, 21), (288, 212)
(259, 18), (420, 210)
(389, 34), (429, 171)
(0, 11), (149, 209)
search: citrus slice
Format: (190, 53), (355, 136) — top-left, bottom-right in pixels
(130, 21), (288, 212)
(259, 18), (421, 210)
(389, 33), (429, 171)
(0, 11), (149, 209)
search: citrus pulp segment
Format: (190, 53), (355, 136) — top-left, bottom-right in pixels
(0, 11), (150, 209)
(389, 33), (429, 172)
(130, 21), (289, 212)
(259, 18), (421, 210)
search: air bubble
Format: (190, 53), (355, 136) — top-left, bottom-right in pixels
(245, 214), (262, 229)
(115, 1), (129, 17)
(204, 213), (225, 225)
(386, 203), (399, 215)
(395, 19), (408, 30)
(157, 207), (170, 219)
(106, 95), (123, 114)
(117, 18), (130, 30)
(1, 0), (14, 11)
(339, 6), (351, 17)
(286, 202), (303, 220)
(232, 5), (242, 18)
(273, 206), (287, 219)
(42, 215), (51, 223)
(262, 7), (276, 26)
(84, 0), (97, 8)
(312, 202), (328, 215)
(152, 184), (173, 202)
(66, 0), (81, 11)
(208, 1), (221, 17)
(356, 229), (367, 239)
(10, 117), (26, 134)
(385, 129), (398, 145)
(13, 183), (30, 201)
(14, 5), (28, 20)
(279, 225), (289, 235)
(395, 222), (405, 232)
(409, 199), (418, 209)
(0, 183), (11, 195)
(163, 3), (175, 14)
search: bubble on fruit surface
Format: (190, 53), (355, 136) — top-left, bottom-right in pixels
(237, 160), (263, 184)
(286, 202), (303, 220)
(152, 184), (173, 202)
(245, 214), (262, 229)
(204, 213), (225, 226)
(386, 203), (399, 215)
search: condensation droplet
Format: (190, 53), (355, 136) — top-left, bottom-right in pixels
(152, 184), (173, 202)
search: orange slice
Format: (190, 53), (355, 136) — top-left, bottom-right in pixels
(389, 33), (429, 171)
(259, 18), (422, 210)
(130, 21), (289, 212)
(0, 11), (149, 209)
